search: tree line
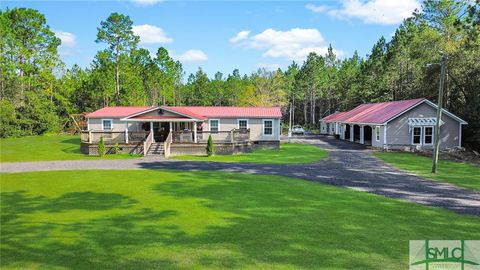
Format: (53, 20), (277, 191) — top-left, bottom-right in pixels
(1, 0), (479, 150)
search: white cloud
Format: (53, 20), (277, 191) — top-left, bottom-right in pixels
(305, 3), (330, 13)
(132, 24), (173, 45)
(131, 0), (163, 6)
(320, 0), (420, 25)
(230, 28), (343, 61)
(54, 30), (76, 47)
(229, 30), (250, 43)
(174, 50), (208, 63)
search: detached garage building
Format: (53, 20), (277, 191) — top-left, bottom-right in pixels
(320, 98), (467, 150)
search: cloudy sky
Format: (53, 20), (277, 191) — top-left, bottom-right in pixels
(3, 0), (421, 76)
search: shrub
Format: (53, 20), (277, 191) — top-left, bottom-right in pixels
(206, 135), (215, 156)
(113, 142), (120, 154)
(98, 136), (106, 157)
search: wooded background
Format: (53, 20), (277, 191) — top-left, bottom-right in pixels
(1, 0), (479, 150)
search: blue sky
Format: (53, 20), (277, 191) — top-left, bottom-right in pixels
(2, 0), (421, 77)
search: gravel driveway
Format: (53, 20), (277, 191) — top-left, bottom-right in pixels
(2, 136), (479, 215)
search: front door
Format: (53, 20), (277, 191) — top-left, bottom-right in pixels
(153, 122), (170, 142)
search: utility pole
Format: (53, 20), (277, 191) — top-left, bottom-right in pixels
(432, 54), (447, 173)
(288, 101), (293, 142)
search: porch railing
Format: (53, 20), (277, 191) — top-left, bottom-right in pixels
(80, 130), (148, 144)
(172, 129), (250, 143)
(164, 130), (173, 157)
(143, 130), (154, 156)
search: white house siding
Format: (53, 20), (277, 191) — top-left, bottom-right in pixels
(204, 118), (280, 141)
(88, 118), (139, 131)
(386, 103), (460, 149)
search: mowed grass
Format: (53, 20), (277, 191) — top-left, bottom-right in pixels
(1, 170), (479, 269)
(0, 135), (138, 162)
(374, 152), (480, 191)
(173, 143), (329, 164)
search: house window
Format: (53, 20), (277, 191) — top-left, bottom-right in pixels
(102, 119), (112, 130)
(209, 119), (219, 133)
(375, 126), (380, 141)
(238, 119), (248, 130)
(412, 127), (422, 144)
(424, 126), (434, 144)
(263, 120), (273, 135)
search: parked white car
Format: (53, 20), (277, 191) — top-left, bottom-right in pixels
(291, 125), (305, 135)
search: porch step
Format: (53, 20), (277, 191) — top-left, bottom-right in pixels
(147, 143), (164, 156)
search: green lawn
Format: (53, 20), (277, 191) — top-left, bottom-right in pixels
(173, 143), (329, 164)
(1, 170), (479, 269)
(374, 152), (480, 191)
(0, 135), (139, 162)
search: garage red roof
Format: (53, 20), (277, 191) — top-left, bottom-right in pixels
(86, 106), (154, 118)
(322, 111), (347, 122)
(322, 98), (425, 124)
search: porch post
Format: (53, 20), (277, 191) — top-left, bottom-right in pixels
(360, 125), (364, 144)
(88, 130), (92, 143)
(169, 122), (172, 131)
(193, 121), (197, 143)
(150, 122), (153, 131)
(350, 125), (354, 142)
(125, 121), (129, 144)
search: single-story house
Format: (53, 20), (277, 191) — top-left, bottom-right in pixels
(82, 106), (282, 156)
(319, 98), (467, 150)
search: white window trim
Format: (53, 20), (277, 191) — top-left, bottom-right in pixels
(412, 126), (422, 145)
(375, 126), (380, 142)
(423, 126), (434, 145)
(263, 119), (274, 136)
(209, 119), (220, 132)
(101, 119), (113, 131)
(237, 119), (249, 130)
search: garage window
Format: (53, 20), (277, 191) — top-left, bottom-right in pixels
(412, 127), (422, 145)
(375, 126), (380, 141)
(424, 126), (434, 145)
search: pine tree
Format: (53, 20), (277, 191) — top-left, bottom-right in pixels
(206, 135), (214, 156)
(98, 136), (106, 157)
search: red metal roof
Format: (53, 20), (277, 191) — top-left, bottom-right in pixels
(166, 106), (282, 118)
(86, 106), (282, 119)
(322, 98), (425, 124)
(86, 106), (154, 118)
(322, 111), (347, 122)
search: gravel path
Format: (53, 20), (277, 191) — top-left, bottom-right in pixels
(1, 136), (479, 215)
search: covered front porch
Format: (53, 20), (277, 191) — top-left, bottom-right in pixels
(80, 120), (250, 144)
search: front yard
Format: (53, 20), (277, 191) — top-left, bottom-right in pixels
(173, 143), (329, 164)
(1, 170), (479, 269)
(374, 152), (480, 192)
(0, 135), (138, 162)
